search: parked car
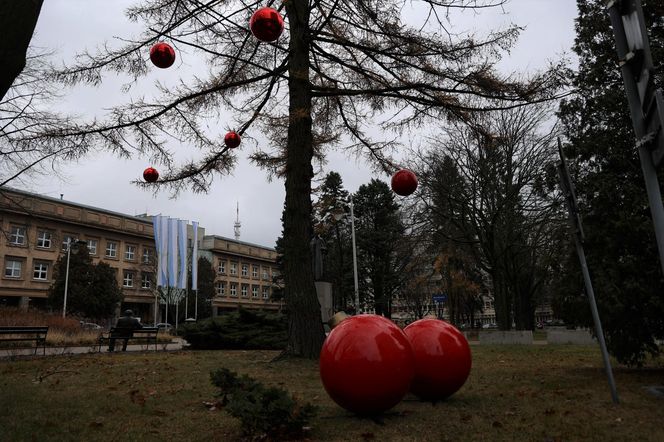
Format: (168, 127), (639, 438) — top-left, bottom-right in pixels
(80, 322), (102, 330)
(156, 323), (173, 332)
(482, 323), (498, 330)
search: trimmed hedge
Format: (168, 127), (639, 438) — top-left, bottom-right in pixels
(180, 308), (287, 350)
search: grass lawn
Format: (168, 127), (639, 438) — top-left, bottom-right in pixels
(1, 346), (662, 441)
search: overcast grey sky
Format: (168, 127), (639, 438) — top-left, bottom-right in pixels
(27, 0), (578, 248)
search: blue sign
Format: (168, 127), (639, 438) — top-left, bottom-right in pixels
(432, 293), (447, 303)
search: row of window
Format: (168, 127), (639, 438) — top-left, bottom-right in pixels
(214, 282), (270, 300)
(122, 271), (152, 289)
(4, 256), (152, 290)
(7, 226), (153, 263)
(217, 260), (275, 280)
(4, 258), (50, 281)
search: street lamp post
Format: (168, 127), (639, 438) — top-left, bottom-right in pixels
(332, 196), (360, 314)
(62, 239), (87, 318)
(349, 196), (360, 314)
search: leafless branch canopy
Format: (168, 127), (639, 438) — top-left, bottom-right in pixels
(1, 0), (567, 191)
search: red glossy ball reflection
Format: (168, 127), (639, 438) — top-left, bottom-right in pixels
(403, 318), (472, 400)
(149, 42), (176, 68)
(319, 315), (414, 415)
(391, 169), (418, 196)
(143, 167), (159, 183)
(249, 7), (284, 42)
(224, 131), (241, 149)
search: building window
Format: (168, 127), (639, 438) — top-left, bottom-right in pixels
(241, 284), (248, 298)
(262, 287), (269, 300)
(9, 226), (26, 246)
(241, 264), (248, 277)
(4, 259), (22, 278)
(252, 266), (259, 278)
(125, 245), (136, 261)
(215, 282), (225, 297)
(142, 248), (152, 264)
(36, 231), (52, 249)
(141, 273), (151, 289)
(230, 262), (237, 275)
(87, 239), (98, 255)
(62, 234), (76, 250)
(123, 271), (134, 287)
(262, 268), (269, 280)
(218, 260), (226, 274)
(230, 283), (237, 297)
(106, 241), (118, 258)
(33, 262), (49, 280)
(252, 286), (259, 298)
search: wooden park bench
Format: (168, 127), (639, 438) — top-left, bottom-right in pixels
(0, 326), (49, 355)
(98, 327), (159, 352)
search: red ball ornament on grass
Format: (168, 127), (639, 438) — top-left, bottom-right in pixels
(403, 318), (472, 400)
(249, 7), (284, 42)
(391, 169), (418, 196)
(143, 167), (159, 183)
(319, 314), (415, 415)
(149, 42), (176, 68)
(224, 131), (241, 149)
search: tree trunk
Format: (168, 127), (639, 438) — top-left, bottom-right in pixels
(282, 0), (325, 359)
(0, 0), (43, 100)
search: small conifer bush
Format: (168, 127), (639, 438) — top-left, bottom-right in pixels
(210, 368), (317, 439)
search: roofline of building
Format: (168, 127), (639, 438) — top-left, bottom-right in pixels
(1, 187), (278, 251)
(1, 186), (153, 225)
(206, 234), (276, 252)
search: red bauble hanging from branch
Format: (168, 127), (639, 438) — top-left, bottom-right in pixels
(143, 167), (159, 183)
(391, 169), (418, 196)
(249, 7), (284, 42)
(224, 131), (241, 149)
(149, 42), (176, 68)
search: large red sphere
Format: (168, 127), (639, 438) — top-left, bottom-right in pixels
(249, 7), (284, 42)
(149, 42), (176, 68)
(224, 131), (241, 149)
(403, 318), (472, 400)
(391, 169), (418, 196)
(319, 315), (414, 415)
(143, 167), (159, 183)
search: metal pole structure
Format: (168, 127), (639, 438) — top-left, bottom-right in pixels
(606, 0), (664, 277)
(349, 195), (360, 314)
(557, 139), (620, 404)
(185, 288), (188, 319)
(62, 239), (72, 318)
(154, 295), (158, 327)
(194, 290), (198, 320)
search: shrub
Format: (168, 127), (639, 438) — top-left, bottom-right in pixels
(210, 368), (316, 440)
(180, 308), (287, 350)
(0, 307), (100, 346)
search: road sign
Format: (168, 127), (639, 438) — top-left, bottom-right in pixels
(432, 294), (447, 303)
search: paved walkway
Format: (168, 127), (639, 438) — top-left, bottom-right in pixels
(0, 338), (187, 359)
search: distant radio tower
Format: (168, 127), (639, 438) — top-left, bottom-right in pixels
(234, 202), (241, 241)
